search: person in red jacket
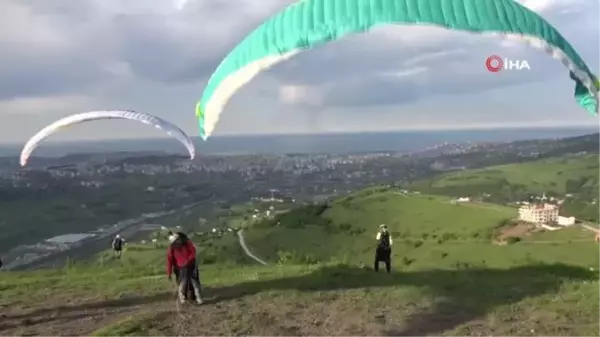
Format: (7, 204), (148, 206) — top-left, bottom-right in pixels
(167, 233), (203, 304)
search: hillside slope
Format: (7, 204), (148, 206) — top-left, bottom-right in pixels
(411, 154), (599, 221)
(244, 190), (517, 264)
(1, 188), (598, 336)
(412, 153), (598, 196)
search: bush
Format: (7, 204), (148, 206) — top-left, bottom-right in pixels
(402, 257), (415, 266)
(277, 250), (319, 265)
(413, 240), (423, 248)
(349, 228), (366, 236)
(441, 233), (457, 241)
(199, 254), (217, 264)
(506, 236), (521, 244)
(265, 203), (331, 229)
(339, 223), (353, 232)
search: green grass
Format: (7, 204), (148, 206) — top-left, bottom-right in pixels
(1, 187), (598, 336)
(420, 155), (600, 193)
(413, 153), (598, 197)
(411, 154), (599, 221)
(243, 191), (517, 264)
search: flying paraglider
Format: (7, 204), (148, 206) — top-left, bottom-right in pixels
(20, 110), (196, 167)
(196, 0), (599, 140)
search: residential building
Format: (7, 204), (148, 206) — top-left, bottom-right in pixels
(518, 203), (559, 224)
(557, 216), (576, 226)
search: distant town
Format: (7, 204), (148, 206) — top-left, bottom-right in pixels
(0, 133), (597, 270)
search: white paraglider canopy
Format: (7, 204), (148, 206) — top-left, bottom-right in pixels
(20, 110), (196, 167)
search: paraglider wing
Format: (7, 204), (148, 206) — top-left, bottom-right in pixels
(196, 0), (599, 140)
(20, 110), (196, 167)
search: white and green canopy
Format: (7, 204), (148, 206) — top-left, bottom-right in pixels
(197, 0), (598, 140)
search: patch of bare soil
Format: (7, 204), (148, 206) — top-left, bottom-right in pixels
(495, 222), (540, 242)
(0, 287), (418, 336)
(0, 292), (173, 336)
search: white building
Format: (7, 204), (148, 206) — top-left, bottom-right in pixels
(518, 204), (559, 224)
(557, 216), (576, 226)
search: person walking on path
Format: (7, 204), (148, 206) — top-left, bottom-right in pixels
(374, 224), (393, 273)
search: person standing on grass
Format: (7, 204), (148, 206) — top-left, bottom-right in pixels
(167, 231), (200, 302)
(167, 232), (203, 304)
(374, 224), (393, 273)
(111, 234), (126, 259)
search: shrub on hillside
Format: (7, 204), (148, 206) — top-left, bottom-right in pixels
(402, 257), (415, 266)
(441, 233), (458, 241)
(349, 227), (366, 235)
(260, 203), (331, 229)
(338, 223), (353, 232)
(506, 236), (521, 244)
(276, 250), (319, 265)
(199, 254), (217, 264)
(484, 217), (517, 239)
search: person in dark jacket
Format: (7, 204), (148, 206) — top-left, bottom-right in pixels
(374, 224), (393, 273)
(112, 234), (126, 258)
(167, 233), (203, 304)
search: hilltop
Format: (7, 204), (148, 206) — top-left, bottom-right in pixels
(1, 185), (598, 336)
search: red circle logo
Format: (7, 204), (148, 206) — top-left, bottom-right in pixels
(486, 55), (503, 72)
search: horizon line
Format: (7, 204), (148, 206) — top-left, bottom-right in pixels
(1, 123), (598, 146)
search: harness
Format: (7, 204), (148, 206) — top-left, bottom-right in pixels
(378, 231), (390, 249)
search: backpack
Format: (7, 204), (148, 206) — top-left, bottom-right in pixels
(378, 232), (390, 249)
(112, 238), (122, 250)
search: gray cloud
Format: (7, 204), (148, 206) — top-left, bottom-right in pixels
(273, 3), (598, 108)
(0, 0), (597, 142)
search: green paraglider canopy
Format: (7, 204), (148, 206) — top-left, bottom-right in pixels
(197, 0), (599, 140)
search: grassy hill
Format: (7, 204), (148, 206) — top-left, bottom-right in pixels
(2, 187), (598, 336)
(411, 154), (599, 221)
(412, 153), (598, 197)
(244, 190), (515, 264)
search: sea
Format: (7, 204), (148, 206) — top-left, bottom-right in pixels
(0, 126), (597, 158)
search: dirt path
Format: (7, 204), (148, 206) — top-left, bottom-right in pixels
(237, 229), (268, 265)
(581, 224), (599, 234)
(0, 292), (173, 336)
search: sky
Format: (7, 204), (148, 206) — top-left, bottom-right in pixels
(0, 0), (598, 143)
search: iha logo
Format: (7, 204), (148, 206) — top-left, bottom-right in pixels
(486, 55), (530, 72)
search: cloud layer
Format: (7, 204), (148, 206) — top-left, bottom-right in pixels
(0, 0), (598, 142)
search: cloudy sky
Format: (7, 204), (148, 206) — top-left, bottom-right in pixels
(1, 0), (598, 143)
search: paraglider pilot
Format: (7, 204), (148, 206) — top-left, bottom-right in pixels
(111, 234), (125, 259)
(374, 224), (392, 273)
(167, 232), (203, 304)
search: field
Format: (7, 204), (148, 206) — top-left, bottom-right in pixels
(414, 153), (599, 196)
(1, 187), (598, 336)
